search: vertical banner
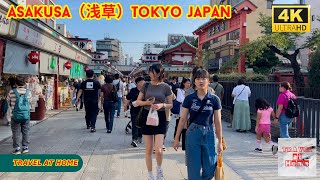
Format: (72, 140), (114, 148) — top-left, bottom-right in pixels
(278, 138), (317, 177)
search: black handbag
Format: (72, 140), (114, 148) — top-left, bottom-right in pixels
(135, 82), (150, 128)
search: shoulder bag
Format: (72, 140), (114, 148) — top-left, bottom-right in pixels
(135, 82), (150, 128)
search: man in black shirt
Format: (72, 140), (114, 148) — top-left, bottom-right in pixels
(76, 70), (101, 133)
(75, 79), (84, 111)
(169, 77), (179, 96)
(124, 77), (144, 147)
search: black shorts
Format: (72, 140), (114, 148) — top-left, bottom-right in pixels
(231, 104), (235, 115)
(141, 109), (167, 135)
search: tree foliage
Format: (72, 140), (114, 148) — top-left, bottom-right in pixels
(240, 13), (320, 87)
(192, 38), (198, 48)
(308, 45), (320, 88)
(219, 54), (238, 73)
(252, 49), (280, 74)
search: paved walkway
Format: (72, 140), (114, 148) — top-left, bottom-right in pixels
(0, 109), (318, 180)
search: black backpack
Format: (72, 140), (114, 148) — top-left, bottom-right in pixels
(282, 93), (299, 118)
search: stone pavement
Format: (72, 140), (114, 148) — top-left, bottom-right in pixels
(0, 109), (66, 144)
(0, 109), (318, 180)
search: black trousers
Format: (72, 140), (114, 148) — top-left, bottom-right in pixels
(131, 113), (142, 140)
(84, 102), (99, 129)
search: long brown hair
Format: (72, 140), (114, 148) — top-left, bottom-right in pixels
(280, 82), (292, 91)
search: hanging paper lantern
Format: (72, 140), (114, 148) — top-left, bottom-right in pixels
(84, 66), (89, 72)
(28, 51), (40, 64)
(64, 61), (72, 69)
(50, 56), (56, 69)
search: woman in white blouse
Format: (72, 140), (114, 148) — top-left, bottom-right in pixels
(173, 78), (191, 141)
(232, 79), (251, 132)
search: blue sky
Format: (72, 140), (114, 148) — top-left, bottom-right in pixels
(56, 0), (299, 62)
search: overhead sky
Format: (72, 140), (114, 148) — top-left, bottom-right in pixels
(56, 0), (300, 62)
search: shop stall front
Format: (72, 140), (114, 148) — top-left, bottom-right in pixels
(1, 41), (40, 122)
(39, 52), (58, 114)
(58, 58), (72, 108)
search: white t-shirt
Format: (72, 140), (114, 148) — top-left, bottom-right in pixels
(129, 82), (136, 91)
(232, 84), (251, 104)
(176, 88), (186, 116)
(113, 79), (123, 97)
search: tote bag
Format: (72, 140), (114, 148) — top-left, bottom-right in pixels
(215, 154), (226, 180)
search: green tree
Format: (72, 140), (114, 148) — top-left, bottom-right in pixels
(241, 13), (320, 87)
(253, 48), (280, 74)
(308, 45), (320, 88)
(219, 54), (238, 73)
(192, 38), (198, 48)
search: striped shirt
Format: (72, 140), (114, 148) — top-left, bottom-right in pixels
(8, 87), (32, 111)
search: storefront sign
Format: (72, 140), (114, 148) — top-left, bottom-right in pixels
(15, 23), (91, 64)
(0, 11), (10, 35)
(208, 21), (227, 37)
(278, 138), (316, 177)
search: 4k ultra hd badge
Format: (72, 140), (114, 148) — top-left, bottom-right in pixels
(272, 5), (311, 32)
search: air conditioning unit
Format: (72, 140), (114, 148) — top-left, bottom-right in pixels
(243, 22), (247, 27)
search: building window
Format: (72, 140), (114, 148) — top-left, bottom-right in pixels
(226, 29), (240, 40)
(58, 26), (60, 29)
(267, 0), (273, 9)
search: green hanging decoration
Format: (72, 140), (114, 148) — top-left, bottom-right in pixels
(76, 63), (80, 73)
(50, 56), (56, 69)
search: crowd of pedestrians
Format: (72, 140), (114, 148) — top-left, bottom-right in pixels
(74, 64), (299, 179)
(5, 62), (299, 180)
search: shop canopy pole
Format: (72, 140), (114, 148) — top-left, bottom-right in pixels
(54, 56), (59, 110)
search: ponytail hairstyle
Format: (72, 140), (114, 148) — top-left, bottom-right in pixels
(149, 63), (165, 82)
(280, 82), (292, 91)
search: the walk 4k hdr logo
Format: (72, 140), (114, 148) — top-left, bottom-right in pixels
(272, 5), (310, 33)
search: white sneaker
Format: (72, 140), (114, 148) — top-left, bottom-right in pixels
(157, 168), (164, 180)
(148, 174), (154, 180)
(162, 145), (166, 151)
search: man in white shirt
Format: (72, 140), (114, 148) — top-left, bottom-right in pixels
(129, 78), (137, 91)
(113, 74), (124, 118)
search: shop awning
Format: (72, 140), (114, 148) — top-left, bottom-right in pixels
(3, 41), (38, 75)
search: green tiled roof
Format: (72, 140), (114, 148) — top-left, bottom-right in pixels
(160, 36), (197, 54)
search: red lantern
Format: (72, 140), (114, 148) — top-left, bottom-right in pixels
(64, 61), (72, 69)
(28, 51), (40, 64)
(84, 66), (89, 72)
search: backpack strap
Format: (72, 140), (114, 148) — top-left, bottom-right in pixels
(13, 88), (20, 99)
(214, 84), (219, 91)
(25, 89), (30, 97)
